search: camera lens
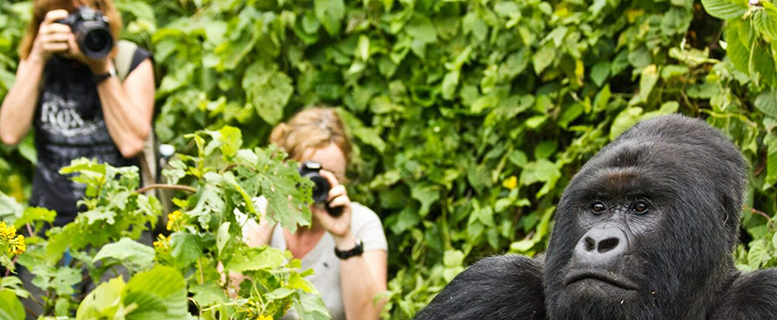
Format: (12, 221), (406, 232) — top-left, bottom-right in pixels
(84, 30), (110, 52)
(76, 21), (113, 60)
(81, 28), (112, 59)
(309, 175), (331, 203)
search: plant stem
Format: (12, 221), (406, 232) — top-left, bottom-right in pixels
(136, 184), (197, 194)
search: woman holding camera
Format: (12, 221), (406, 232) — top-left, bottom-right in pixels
(243, 107), (388, 320)
(0, 0), (154, 226)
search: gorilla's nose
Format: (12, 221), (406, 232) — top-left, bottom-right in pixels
(573, 227), (628, 267)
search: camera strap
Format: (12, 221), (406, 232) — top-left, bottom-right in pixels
(114, 40), (158, 196)
(114, 40), (137, 82)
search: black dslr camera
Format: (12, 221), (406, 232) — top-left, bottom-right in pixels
(57, 7), (113, 60)
(298, 161), (343, 217)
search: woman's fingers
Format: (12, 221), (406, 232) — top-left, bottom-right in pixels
(328, 184), (347, 201)
(42, 32), (70, 44)
(42, 42), (69, 53)
(329, 194), (350, 208)
(318, 170), (340, 188)
(42, 10), (69, 25)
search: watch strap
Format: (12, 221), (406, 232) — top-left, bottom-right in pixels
(93, 66), (116, 84)
(334, 239), (364, 260)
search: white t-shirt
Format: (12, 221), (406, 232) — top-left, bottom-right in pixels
(249, 198), (388, 320)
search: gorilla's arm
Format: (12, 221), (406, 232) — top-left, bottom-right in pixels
(710, 269), (777, 320)
(413, 255), (546, 320)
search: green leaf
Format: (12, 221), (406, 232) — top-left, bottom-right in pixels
(226, 246), (286, 273)
(661, 7), (693, 36)
(629, 65), (660, 106)
(169, 232), (203, 269)
(243, 61), (294, 125)
(747, 239), (770, 268)
(641, 101), (679, 121)
(314, 0), (345, 37)
(534, 141), (557, 160)
(0, 289), (24, 320)
(533, 43), (556, 74)
(519, 159), (561, 186)
(765, 133), (777, 189)
(76, 277), (124, 320)
(93, 238), (155, 272)
(701, 0), (748, 19)
(217, 126), (243, 159)
(509, 150), (529, 168)
(499, 48), (530, 81)
(610, 107), (644, 140)
(13, 207), (55, 229)
(123, 266), (187, 320)
(755, 89), (777, 118)
(441, 70), (460, 100)
(296, 292), (330, 320)
(590, 62), (611, 87)
(405, 15), (438, 43)
(411, 184), (440, 217)
(726, 20), (752, 75)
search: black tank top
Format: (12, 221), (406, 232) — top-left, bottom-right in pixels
(30, 47), (151, 226)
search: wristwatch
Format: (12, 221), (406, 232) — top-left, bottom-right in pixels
(93, 66), (117, 84)
(334, 239), (364, 260)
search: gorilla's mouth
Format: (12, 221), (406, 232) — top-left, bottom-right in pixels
(564, 269), (638, 290)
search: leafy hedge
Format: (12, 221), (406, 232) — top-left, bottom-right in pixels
(1, 0), (777, 319)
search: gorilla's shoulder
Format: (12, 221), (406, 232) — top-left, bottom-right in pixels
(710, 269), (777, 320)
(414, 255), (546, 320)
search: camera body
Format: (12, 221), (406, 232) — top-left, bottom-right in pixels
(298, 161), (343, 217)
(57, 7), (113, 60)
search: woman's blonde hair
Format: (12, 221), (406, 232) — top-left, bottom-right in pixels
(270, 107), (352, 165)
(20, 0), (122, 60)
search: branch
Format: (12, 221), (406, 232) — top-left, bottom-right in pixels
(751, 207), (777, 230)
(136, 184), (197, 194)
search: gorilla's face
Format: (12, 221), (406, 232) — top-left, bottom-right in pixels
(542, 122), (742, 320)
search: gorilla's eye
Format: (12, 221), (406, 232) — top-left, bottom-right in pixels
(591, 202), (606, 214)
(633, 200), (650, 214)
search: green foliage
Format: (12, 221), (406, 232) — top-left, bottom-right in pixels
(0, 127), (328, 319)
(0, 0), (776, 319)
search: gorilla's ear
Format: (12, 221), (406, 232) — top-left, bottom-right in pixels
(414, 255), (546, 320)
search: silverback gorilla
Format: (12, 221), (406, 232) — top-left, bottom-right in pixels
(414, 115), (777, 320)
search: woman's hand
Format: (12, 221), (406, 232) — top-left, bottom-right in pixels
(30, 10), (71, 62)
(314, 170), (356, 249)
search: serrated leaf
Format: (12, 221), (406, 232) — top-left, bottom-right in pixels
(701, 0), (748, 19)
(169, 232), (202, 269)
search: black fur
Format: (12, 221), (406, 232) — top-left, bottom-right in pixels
(414, 115), (777, 320)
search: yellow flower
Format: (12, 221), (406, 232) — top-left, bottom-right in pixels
(8, 234), (25, 255)
(502, 176), (518, 190)
(0, 222), (16, 240)
(153, 234), (171, 249)
(166, 210), (183, 231)
(257, 315), (273, 320)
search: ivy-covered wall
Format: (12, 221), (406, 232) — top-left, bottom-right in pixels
(1, 0), (776, 318)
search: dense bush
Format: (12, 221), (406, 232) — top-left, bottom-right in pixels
(1, 0), (776, 319)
